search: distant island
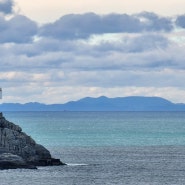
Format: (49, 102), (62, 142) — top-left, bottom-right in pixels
(0, 96), (185, 111)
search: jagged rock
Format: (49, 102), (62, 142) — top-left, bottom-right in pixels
(0, 112), (65, 169)
(0, 152), (36, 169)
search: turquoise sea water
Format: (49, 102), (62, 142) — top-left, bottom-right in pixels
(4, 111), (185, 147)
(1, 111), (185, 184)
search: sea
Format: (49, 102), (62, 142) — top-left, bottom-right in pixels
(1, 111), (185, 185)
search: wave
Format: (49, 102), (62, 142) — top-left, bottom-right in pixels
(66, 163), (88, 166)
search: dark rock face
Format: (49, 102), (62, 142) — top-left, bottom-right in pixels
(0, 112), (65, 169)
(0, 151), (36, 170)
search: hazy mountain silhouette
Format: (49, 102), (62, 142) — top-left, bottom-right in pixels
(0, 96), (185, 111)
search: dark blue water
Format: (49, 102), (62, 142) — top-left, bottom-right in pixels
(1, 111), (185, 185)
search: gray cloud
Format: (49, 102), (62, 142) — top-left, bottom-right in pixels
(0, 33), (180, 73)
(0, 0), (14, 14)
(176, 15), (185, 28)
(93, 34), (169, 53)
(127, 34), (169, 52)
(136, 12), (173, 31)
(39, 12), (173, 40)
(0, 35), (183, 74)
(0, 15), (38, 43)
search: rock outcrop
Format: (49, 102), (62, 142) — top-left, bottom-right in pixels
(0, 112), (65, 169)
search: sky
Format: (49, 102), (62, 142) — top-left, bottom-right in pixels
(0, 0), (185, 104)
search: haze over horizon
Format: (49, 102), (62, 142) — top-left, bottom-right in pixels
(0, 0), (185, 104)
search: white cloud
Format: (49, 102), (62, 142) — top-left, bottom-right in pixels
(0, 12), (185, 103)
(2, 86), (185, 104)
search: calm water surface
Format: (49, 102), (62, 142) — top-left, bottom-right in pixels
(1, 111), (185, 185)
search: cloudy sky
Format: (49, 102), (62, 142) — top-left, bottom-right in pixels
(0, 0), (185, 104)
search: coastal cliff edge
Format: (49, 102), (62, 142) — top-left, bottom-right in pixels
(0, 112), (65, 169)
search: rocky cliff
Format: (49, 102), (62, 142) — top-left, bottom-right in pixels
(0, 112), (65, 169)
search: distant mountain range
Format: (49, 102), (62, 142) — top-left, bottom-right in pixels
(0, 96), (185, 111)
